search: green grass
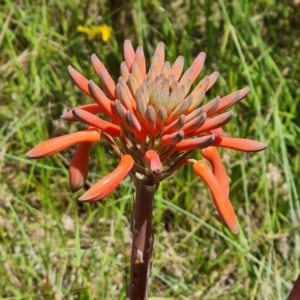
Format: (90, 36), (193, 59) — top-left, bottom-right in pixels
(1, 0), (300, 299)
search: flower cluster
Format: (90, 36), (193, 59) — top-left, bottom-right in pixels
(26, 40), (267, 234)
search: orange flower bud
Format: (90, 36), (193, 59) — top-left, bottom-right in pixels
(145, 150), (163, 174)
(61, 103), (104, 121)
(69, 143), (92, 192)
(212, 136), (268, 152)
(193, 159), (238, 234)
(72, 108), (121, 137)
(201, 146), (229, 197)
(26, 129), (100, 159)
(78, 155), (134, 202)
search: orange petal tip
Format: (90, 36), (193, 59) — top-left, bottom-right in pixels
(67, 65), (90, 96)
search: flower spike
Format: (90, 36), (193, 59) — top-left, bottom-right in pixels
(26, 41), (268, 270)
(26, 40), (268, 299)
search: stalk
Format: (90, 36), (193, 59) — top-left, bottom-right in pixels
(287, 273), (300, 300)
(128, 176), (156, 300)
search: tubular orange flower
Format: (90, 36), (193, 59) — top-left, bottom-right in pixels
(212, 136), (267, 152)
(61, 103), (104, 121)
(201, 146), (229, 197)
(175, 135), (215, 151)
(193, 160), (238, 234)
(91, 53), (116, 98)
(78, 155), (134, 202)
(192, 111), (233, 135)
(26, 129), (100, 159)
(69, 143), (92, 192)
(67, 65), (91, 96)
(145, 150), (163, 174)
(72, 108), (121, 137)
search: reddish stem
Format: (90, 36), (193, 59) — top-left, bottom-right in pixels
(287, 273), (300, 300)
(129, 176), (156, 300)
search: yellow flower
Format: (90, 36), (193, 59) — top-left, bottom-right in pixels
(77, 24), (112, 42)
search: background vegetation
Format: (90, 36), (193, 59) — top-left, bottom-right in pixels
(1, 0), (300, 299)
